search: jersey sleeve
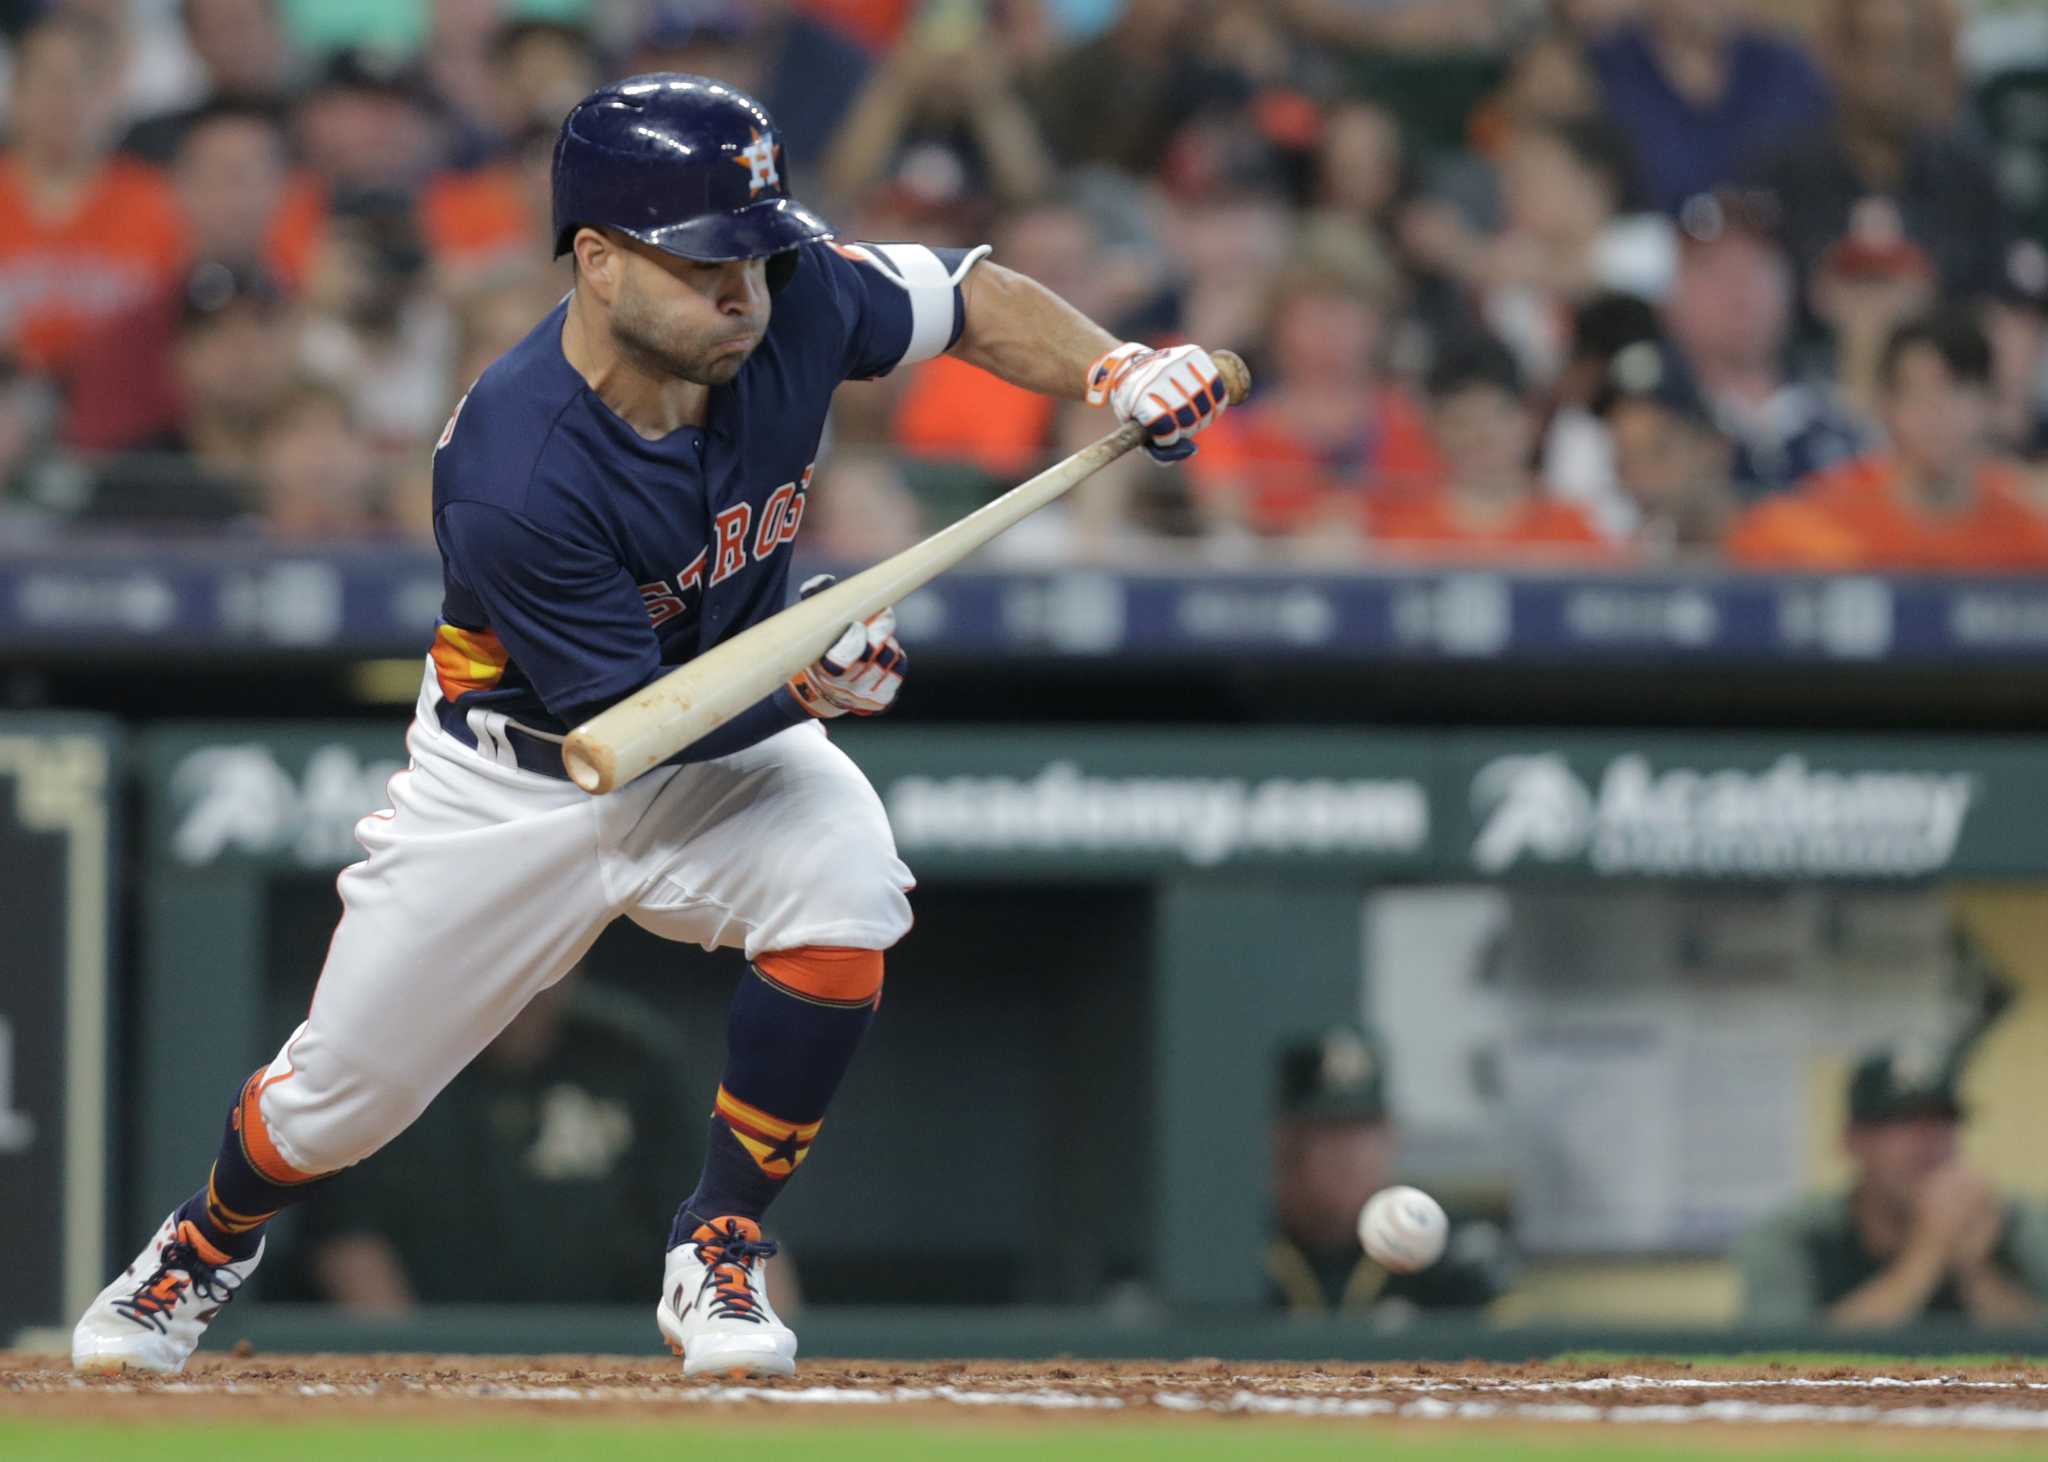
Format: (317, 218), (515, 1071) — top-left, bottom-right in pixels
(436, 501), (662, 725)
(817, 239), (992, 381)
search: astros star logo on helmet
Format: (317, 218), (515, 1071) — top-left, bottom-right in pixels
(734, 129), (780, 197)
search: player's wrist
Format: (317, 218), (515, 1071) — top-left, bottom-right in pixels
(1084, 342), (1147, 408)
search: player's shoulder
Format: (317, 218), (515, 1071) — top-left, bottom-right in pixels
(433, 295), (587, 512)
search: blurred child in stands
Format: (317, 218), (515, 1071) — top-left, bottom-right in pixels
(1371, 335), (1609, 560)
(1731, 313), (2048, 570)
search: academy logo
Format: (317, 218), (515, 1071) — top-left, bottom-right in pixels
(1470, 752), (1976, 877)
(170, 744), (406, 868)
(887, 762), (1429, 867)
(733, 128), (780, 197)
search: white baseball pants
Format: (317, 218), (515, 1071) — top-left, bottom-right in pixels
(249, 676), (915, 1178)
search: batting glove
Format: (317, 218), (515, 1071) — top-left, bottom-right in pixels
(786, 573), (907, 719)
(1086, 341), (1230, 463)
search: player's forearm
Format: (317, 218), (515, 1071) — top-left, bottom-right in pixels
(665, 686), (810, 766)
(951, 261), (1119, 401)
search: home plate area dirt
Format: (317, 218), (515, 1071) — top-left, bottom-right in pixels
(6, 1354), (2048, 1438)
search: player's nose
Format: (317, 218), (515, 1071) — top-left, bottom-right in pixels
(716, 259), (769, 316)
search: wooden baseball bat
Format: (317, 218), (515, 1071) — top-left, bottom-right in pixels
(563, 349), (1251, 793)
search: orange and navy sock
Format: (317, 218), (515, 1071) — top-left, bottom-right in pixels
(172, 1068), (332, 1261)
(672, 946), (882, 1242)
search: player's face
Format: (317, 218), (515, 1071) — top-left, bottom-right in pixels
(609, 243), (770, 387)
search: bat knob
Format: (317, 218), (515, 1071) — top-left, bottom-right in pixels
(1213, 349), (1252, 406)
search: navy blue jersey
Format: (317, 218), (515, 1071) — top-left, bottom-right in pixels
(426, 238), (983, 777)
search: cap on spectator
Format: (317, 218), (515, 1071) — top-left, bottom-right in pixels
(1594, 339), (1715, 430)
(1818, 196), (1936, 282)
(178, 260), (285, 330)
(1848, 1042), (1965, 1125)
(1277, 1025), (1389, 1124)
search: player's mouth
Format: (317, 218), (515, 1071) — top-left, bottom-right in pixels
(712, 332), (760, 356)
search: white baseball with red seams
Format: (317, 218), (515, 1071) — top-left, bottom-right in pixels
(1357, 1185), (1449, 1273)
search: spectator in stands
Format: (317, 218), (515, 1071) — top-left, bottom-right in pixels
(422, 117), (559, 275)
(1025, 0), (1245, 177)
(420, 0), (507, 167)
(1542, 291), (1664, 539)
(1187, 260), (1444, 554)
(1156, 188), (1299, 373)
(1370, 336), (1609, 558)
(293, 49), (446, 198)
(801, 449), (927, 565)
(1664, 190), (1871, 499)
(254, 379), (383, 541)
(1595, 338), (1741, 560)
(121, 0), (293, 165)
(1985, 240), (2048, 465)
(298, 191), (455, 449)
(65, 101), (319, 453)
(1405, 118), (1673, 387)
(1737, 1044), (2048, 1327)
(1464, 28), (1604, 160)
(1268, 1025), (1512, 1319)
(1588, 0), (1830, 214)
(1745, 0), (2013, 328)
(1731, 313), (2048, 571)
(822, 20), (1056, 217)
(627, 1), (867, 176)
(487, 18), (601, 143)
(294, 977), (749, 1312)
(419, 14), (598, 270)
(83, 260), (294, 522)
(0, 13), (187, 379)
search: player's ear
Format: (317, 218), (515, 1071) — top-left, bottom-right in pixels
(572, 227), (621, 305)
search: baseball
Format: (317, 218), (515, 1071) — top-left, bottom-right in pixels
(1357, 1185), (1448, 1273)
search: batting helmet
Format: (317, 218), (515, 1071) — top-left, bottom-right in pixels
(550, 74), (831, 289)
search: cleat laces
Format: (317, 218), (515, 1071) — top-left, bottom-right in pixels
(110, 1240), (244, 1334)
(692, 1221), (779, 1325)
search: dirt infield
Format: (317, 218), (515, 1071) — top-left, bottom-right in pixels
(7, 1352), (2048, 1440)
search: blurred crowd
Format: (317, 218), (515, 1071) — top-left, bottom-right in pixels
(6, 0), (2048, 572)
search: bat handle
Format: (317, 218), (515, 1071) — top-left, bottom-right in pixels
(1213, 349), (1253, 407)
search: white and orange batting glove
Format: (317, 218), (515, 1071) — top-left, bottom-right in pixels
(1086, 342), (1231, 463)
(786, 574), (907, 718)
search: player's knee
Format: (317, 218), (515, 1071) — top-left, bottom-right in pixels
(756, 945), (885, 1005)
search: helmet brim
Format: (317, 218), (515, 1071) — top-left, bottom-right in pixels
(627, 196), (834, 263)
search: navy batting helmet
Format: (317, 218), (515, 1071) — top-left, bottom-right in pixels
(550, 74), (831, 288)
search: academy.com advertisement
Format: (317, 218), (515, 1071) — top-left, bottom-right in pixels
(884, 760), (1431, 867)
(142, 724), (2045, 880)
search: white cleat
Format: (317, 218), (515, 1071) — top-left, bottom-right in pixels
(72, 1213), (263, 1375)
(655, 1215), (797, 1378)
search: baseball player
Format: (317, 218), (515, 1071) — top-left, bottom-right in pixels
(73, 74), (1230, 1379)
